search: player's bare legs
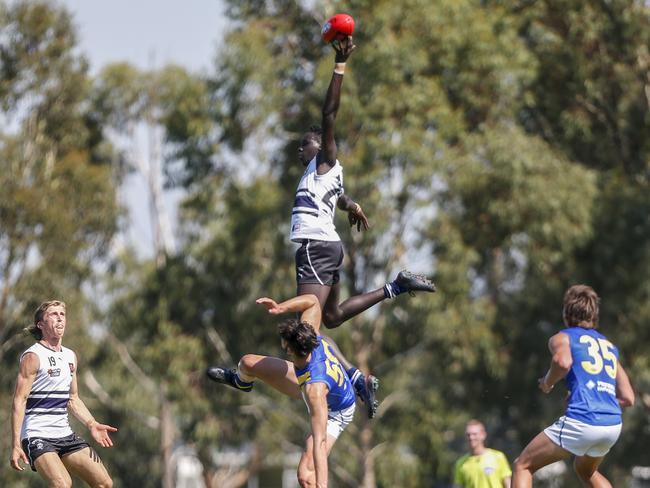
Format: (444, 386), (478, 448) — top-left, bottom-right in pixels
(238, 354), (302, 399)
(62, 447), (112, 487)
(573, 456), (612, 488)
(207, 354), (302, 400)
(298, 270), (435, 330)
(297, 433), (338, 488)
(512, 432), (571, 487)
(296, 281), (386, 330)
(34, 453), (73, 488)
(322, 281), (386, 329)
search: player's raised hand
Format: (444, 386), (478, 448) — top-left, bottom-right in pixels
(333, 35), (356, 62)
(10, 445), (29, 471)
(348, 203), (369, 232)
(89, 421), (118, 448)
(256, 297), (285, 314)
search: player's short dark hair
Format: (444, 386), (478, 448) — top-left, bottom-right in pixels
(563, 285), (600, 329)
(278, 319), (319, 358)
(306, 125), (322, 145)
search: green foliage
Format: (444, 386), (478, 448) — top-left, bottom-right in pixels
(0, 1), (118, 486)
(1, 0), (649, 486)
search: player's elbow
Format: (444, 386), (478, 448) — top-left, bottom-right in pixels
(66, 395), (80, 411)
(553, 354), (572, 372)
(302, 294), (319, 308)
(619, 390), (635, 408)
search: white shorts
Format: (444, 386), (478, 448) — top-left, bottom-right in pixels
(544, 416), (622, 457)
(327, 404), (355, 440)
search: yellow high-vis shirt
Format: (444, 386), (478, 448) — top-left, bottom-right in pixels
(454, 448), (512, 488)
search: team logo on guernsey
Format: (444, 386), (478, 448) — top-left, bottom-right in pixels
(69, 362), (75, 373)
(484, 467), (495, 475)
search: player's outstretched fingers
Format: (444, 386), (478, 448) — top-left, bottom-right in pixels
(256, 297), (283, 314)
(92, 423), (118, 448)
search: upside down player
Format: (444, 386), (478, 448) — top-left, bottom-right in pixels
(512, 285), (635, 487)
(207, 294), (356, 488)
(291, 32), (436, 418)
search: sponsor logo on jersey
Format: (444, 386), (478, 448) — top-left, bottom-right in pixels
(47, 368), (61, 377)
(69, 363), (75, 373)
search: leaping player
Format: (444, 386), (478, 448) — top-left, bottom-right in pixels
(290, 35), (436, 417)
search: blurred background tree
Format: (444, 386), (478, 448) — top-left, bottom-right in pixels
(1, 0), (648, 486)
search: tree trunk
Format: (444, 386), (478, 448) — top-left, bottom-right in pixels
(160, 391), (175, 488)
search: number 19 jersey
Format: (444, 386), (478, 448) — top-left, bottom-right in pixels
(294, 336), (355, 412)
(563, 327), (622, 426)
(20, 343), (76, 440)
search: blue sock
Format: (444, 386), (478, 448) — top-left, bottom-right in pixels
(233, 373), (254, 391)
(383, 280), (404, 299)
(347, 367), (365, 392)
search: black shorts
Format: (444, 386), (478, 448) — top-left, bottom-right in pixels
(22, 433), (89, 471)
(295, 239), (344, 286)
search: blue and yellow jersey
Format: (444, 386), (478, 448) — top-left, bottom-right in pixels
(293, 336), (355, 411)
(563, 327), (622, 426)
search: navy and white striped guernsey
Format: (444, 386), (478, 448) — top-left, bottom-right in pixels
(290, 156), (344, 242)
(20, 342), (76, 440)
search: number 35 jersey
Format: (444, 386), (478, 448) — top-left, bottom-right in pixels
(563, 327), (622, 426)
(294, 336), (355, 412)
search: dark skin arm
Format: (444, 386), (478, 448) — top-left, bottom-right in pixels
(318, 36), (356, 174)
(337, 194), (369, 231)
(319, 37), (367, 231)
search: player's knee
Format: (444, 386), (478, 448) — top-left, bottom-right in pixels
(322, 310), (342, 329)
(238, 355), (256, 374)
(93, 479), (113, 488)
(49, 477), (72, 488)
(96, 476), (113, 488)
(513, 456), (532, 474)
(296, 467), (314, 487)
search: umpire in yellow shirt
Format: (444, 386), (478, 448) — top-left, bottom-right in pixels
(454, 419), (512, 488)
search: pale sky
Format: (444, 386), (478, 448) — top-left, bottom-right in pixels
(61, 0), (226, 73)
(60, 0), (227, 257)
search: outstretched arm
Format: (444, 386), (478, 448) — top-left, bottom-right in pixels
(68, 358), (117, 448)
(256, 294), (322, 332)
(337, 194), (369, 231)
(539, 332), (572, 393)
(10, 353), (38, 471)
(320, 36), (356, 169)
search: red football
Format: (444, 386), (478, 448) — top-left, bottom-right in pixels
(321, 13), (355, 43)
